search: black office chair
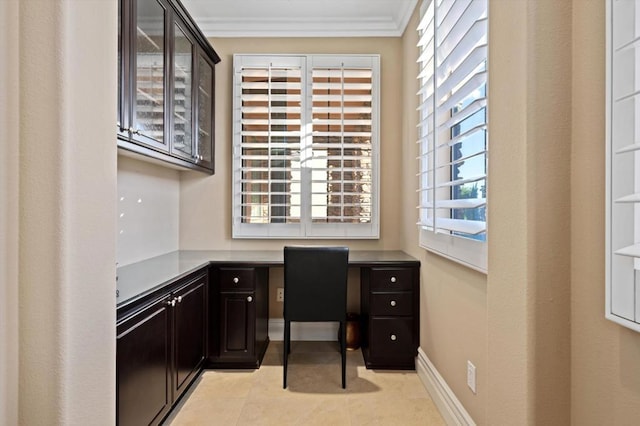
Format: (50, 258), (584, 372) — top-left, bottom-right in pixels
(283, 246), (349, 389)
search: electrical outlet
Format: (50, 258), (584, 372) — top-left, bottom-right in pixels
(467, 360), (477, 394)
(276, 287), (284, 302)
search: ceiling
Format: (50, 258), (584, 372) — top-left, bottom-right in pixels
(181, 0), (419, 38)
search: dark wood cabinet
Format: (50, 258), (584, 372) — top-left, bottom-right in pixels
(173, 274), (207, 396)
(118, 0), (220, 174)
(116, 269), (208, 425)
(117, 296), (171, 426)
(209, 266), (270, 368)
(360, 266), (419, 369)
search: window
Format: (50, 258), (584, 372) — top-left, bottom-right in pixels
(605, 0), (640, 332)
(233, 55), (380, 239)
(416, 0), (488, 272)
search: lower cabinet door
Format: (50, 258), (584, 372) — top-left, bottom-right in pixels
(173, 275), (207, 396)
(116, 297), (171, 426)
(219, 292), (255, 359)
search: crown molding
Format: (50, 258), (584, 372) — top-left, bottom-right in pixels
(186, 0), (420, 38)
(196, 16), (404, 38)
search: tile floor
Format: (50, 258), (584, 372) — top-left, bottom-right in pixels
(164, 341), (445, 426)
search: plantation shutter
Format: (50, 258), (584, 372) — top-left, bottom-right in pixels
(417, 0), (488, 272)
(605, 0), (640, 331)
(309, 57), (376, 234)
(233, 55), (379, 239)
(234, 56), (304, 237)
(417, 0), (488, 236)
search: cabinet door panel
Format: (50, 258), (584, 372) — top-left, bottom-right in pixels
(196, 52), (214, 170)
(132, 0), (167, 148)
(220, 293), (255, 357)
(174, 276), (206, 395)
(117, 298), (171, 426)
(172, 20), (194, 160)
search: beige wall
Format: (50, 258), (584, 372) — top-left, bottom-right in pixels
(401, 3), (490, 423)
(402, 0), (640, 425)
(179, 37), (405, 314)
(403, 0), (575, 424)
(571, 0), (640, 424)
(0, 1), (19, 423)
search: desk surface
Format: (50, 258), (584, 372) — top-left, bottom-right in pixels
(116, 250), (420, 310)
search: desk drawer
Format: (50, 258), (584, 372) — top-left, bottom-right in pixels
(370, 293), (413, 316)
(369, 267), (413, 291)
(369, 317), (414, 359)
(218, 267), (255, 291)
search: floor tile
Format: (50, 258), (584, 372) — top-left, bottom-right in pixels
(165, 341), (445, 425)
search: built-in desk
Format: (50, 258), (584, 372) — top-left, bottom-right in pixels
(117, 249), (420, 373)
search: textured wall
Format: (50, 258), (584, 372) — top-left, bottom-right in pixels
(571, 1), (640, 424)
(0, 1), (19, 423)
(17, 0), (117, 423)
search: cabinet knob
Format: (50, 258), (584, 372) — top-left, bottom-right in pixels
(390, 334), (397, 341)
(390, 300), (397, 307)
(167, 299), (176, 307)
(246, 296), (253, 302)
(176, 296), (182, 303)
(233, 277), (239, 284)
(390, 276), (397, 283)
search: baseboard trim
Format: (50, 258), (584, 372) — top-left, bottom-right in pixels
(268, 319), (339, 341)
(416, 347), (476, 426)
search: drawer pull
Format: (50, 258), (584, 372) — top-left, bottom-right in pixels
(247, 296), (253, 302)
(390, 276), (397, 283)
(233, 277), (239, 284)
(390, 300), (397, 307)
(390, 334), (397, 341)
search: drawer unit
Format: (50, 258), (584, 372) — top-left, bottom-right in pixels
(361, 265), (419, 369)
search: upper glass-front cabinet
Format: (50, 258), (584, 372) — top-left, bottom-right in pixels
(118, 0), (220, 173)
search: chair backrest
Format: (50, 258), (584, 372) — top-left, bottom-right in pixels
(283, 246), (349, 322)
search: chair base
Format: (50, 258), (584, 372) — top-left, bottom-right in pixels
(283, 320), (346, 389)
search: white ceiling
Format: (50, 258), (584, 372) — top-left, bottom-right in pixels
(181, 0), (419, 38)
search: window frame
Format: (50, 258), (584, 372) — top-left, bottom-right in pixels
(232, 54), (380, 239)
(416, 0), (489, 273)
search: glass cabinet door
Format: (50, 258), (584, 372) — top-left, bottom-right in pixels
(172, 21), (194, 159)
(196, 52), (214, 169)
(132, 0), (166, 149)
